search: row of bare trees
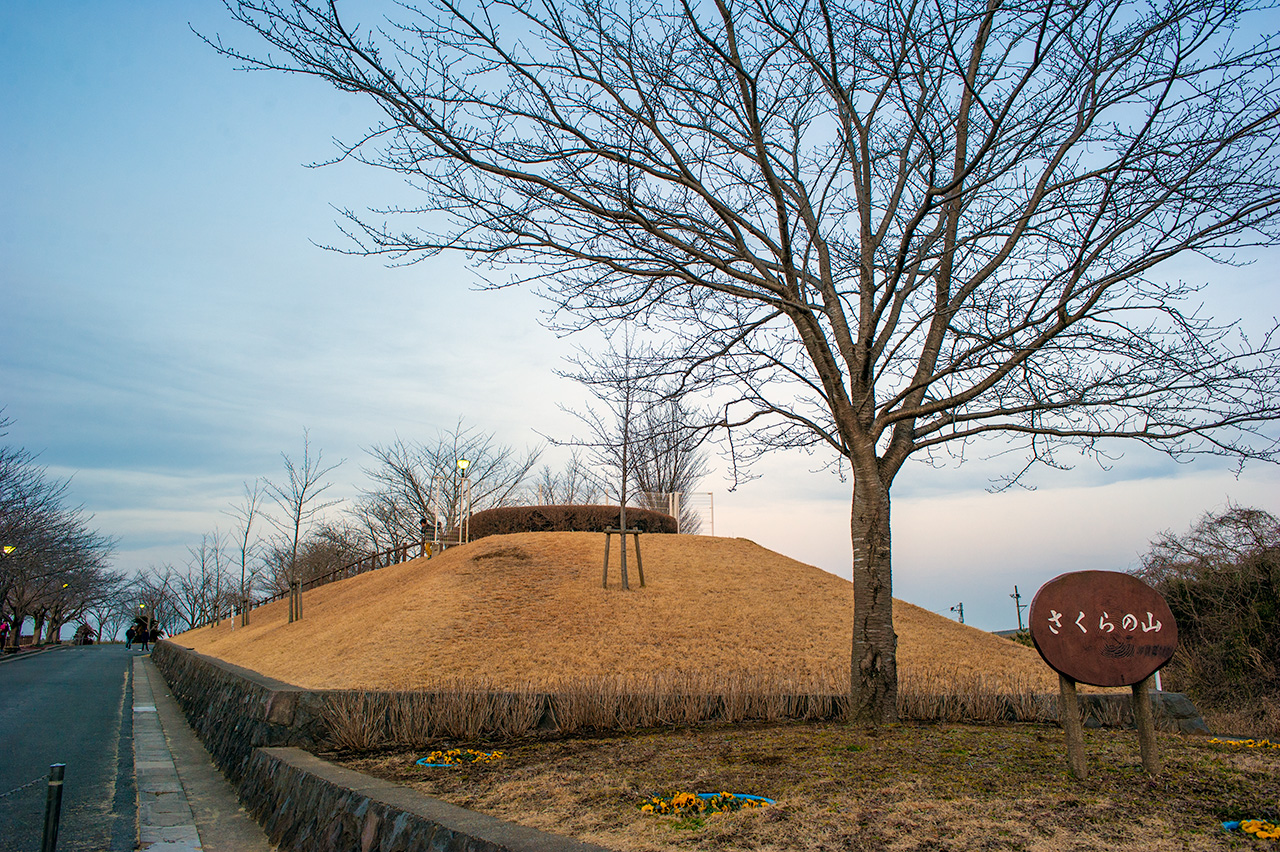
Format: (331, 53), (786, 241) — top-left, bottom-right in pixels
(148, 403), (710, 632)
(1, 416), (122, 646)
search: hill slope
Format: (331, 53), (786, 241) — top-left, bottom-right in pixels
(177, 532), (1057, 691)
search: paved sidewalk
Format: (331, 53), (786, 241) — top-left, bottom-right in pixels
(133, 656), (274, 852)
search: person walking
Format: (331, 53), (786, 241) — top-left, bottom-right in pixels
(138, 625), (149, 652)
(125, 626), (135, 649)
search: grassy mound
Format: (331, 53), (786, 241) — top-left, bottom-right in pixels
(178, 532), (1058, 694)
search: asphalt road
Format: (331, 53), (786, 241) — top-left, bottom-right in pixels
(0, 644), (136, 852)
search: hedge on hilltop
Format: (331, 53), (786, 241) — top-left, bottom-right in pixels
(467, 504), (678, 540)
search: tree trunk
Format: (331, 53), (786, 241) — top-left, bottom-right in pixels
(850, 469), (898, 724)
(619, 500), (629, 590)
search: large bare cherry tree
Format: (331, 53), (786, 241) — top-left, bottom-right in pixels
(215, 0), (1280, 721)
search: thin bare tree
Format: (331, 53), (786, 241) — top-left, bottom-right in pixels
(215, 0), (1280, 720)
(359, 420), (540, 547)
(632, 397), (712, 533)
(530, 451), (604, 506)
(225, 478), (266, 624)
(556, 333), (665, 589)
(266, 429), (343, 622)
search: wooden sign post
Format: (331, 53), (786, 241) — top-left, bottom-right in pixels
(1029, 571), (1177, 779)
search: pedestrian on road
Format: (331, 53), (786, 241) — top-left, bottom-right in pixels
(125, 626), (135, 649)
(139, 627), (149, 652)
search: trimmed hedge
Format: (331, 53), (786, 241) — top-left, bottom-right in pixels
(467, 505), (678, 539)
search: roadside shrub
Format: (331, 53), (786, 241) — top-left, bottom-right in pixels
(1006, 630), (1034, 648)
(1134, 506), (1280, 717)
(467, 504), (677, 539)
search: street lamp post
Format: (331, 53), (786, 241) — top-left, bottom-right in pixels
(1, 547), (13, 650)
(456, 459), (472, 544)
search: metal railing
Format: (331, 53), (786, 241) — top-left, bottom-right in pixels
(248, 534), (477, 610)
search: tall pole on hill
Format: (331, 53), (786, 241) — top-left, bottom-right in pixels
(950, 603), (964, 625)
(1011, 586), (1026, 632)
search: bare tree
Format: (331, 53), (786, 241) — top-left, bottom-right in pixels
(83, 574), (132, 642)
(632, 397), (712, 533)
(266, 430), (343, 622)
(172, 531), (229, 631)
(261, 521), (367, 592)
(530, 451), (604, 506)
(133, 564), (175, 637)
(225, 478), (267, 625)
(216, 0), (1280, 720)
(358, 420), (540, 546)
(1, 420), (116, 645)
(556, 334), (665, 589)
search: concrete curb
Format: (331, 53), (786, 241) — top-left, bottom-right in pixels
(133, 655), (203, 851)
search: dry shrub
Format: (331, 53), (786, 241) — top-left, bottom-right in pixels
(321, 665), (1086, 750)
(1201, 696), (1280, 738)
(490, 687), (546, 739)
(467, 504), (677, 539)
(655, 673), (716, 726)
(1089, 697), (1128, 729)
(386, 691), (437, 748)
(323, 691), (391, 750)
(549, 676), (618, 733)
(435, 678), (499, 740)
(897, 667), (1052, 724)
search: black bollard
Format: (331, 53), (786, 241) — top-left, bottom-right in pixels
(41, 763), (65, 852)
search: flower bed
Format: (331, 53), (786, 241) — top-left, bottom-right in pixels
(415, 749), (504, 766)
(1224, 819), (1280, 841)
(1208, 737), (1280, 750)
(640, 792), (773, 815)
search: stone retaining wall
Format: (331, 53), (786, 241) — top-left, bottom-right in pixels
(245, 747), (613, 852)
(150, 641), (618, 851)
(151, 640), (329, 784)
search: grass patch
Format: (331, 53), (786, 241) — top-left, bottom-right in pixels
(332, 721), (1278, 851)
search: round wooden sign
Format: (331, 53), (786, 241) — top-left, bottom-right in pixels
(1029, 571), (1177, 687)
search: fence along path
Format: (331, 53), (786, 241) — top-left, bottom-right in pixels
(250, 536), (456, 609)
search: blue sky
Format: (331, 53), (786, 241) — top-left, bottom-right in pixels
(3, 1), (1278, 633)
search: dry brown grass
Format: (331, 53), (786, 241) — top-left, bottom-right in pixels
(177, 532), (1069, 695)
(335, 721), (1277, 852)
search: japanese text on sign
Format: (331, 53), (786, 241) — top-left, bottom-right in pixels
(1045, 609), (1163, 635)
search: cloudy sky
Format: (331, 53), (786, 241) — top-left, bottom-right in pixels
(4, 1), (1277, 633)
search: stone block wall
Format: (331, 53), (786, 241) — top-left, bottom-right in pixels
(244, 747), (613, 852)
(150, 640), (331, 783)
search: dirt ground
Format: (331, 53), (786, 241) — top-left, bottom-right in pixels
(334, 721), (1278, 852)
(176, 532), (1065, 692)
